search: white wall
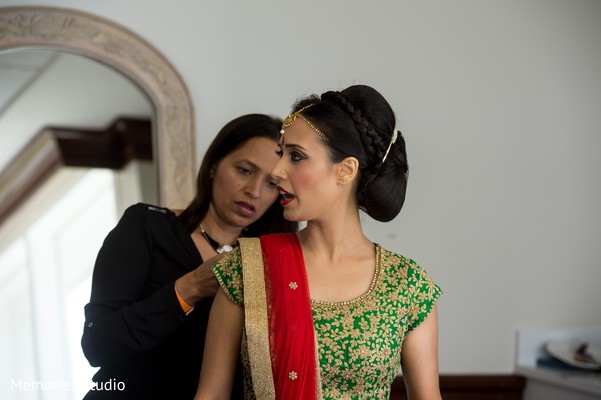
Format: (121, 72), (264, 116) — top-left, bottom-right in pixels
(1, 0), (600, 374)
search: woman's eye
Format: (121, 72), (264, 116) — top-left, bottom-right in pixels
(275, 149), (283, 158)
(237, 167), (251, 175)
(291, 151), (304, 161)
(267, 180), (278, 189)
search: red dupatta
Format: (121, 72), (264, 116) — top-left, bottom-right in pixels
(239, 233), (320, 400)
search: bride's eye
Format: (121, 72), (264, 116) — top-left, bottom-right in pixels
(291, 151), (305, 162)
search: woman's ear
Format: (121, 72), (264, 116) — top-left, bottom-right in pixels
(336, 157), (359, 185)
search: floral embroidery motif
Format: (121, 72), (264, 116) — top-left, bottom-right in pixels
(289, 281), (298, 290)
(214, 245), (442, 399)
(288, 371), (298, 380)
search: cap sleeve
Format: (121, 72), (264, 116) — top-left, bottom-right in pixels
(212, 247), (244, 305)
(406, 260), (442, 332)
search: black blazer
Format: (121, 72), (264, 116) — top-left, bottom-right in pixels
(81, 203), (242, 399)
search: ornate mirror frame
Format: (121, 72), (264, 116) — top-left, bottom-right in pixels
(0, 6), (196, 209)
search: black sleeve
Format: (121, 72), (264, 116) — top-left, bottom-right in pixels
(81, 204), (187, 367)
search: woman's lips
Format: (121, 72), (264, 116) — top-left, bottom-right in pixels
(277, 186), (295, 207)
(235, 201), (256, 217)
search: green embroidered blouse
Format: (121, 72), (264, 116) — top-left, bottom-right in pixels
(213, 244), (442, 399)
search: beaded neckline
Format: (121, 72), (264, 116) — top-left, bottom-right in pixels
(310, 244), (381, 307)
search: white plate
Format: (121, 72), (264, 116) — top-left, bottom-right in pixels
(545, 340), (601, 370)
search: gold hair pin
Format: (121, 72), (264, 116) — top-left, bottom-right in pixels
(280, 104), (330, 142)
(381, 130), (398, 163)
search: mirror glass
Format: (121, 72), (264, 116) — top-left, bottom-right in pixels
(0, 50), (153, 172)
(0, 50), (156, 398)
(0, 9), (195, 397)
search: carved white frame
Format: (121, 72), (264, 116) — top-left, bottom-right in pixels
(0, 6), (196, 208)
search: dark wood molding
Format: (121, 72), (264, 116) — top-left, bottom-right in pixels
(0, 117), (151, 225)
(390, 374), (526, 400)
(49, 117), (152, 169)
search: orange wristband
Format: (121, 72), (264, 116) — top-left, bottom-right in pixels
(175, 287), (194, 314)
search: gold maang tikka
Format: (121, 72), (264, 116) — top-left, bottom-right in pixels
(280, 104), (330, 142)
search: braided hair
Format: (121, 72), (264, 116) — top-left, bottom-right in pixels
(290, 85), (408, 222)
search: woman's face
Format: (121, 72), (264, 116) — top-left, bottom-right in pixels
(274, 119), (340, 222)
(210, 136), (280, 229)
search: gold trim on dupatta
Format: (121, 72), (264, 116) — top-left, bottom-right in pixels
(238, 238), (275, 399)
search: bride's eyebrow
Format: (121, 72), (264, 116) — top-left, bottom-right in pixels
(283, 143), (307, 151)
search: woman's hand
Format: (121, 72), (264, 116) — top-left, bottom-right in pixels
(174, 253), (225, 305)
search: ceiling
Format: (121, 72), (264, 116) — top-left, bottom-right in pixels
(0, 51), (57, 169)
(0, 51), (56, 114)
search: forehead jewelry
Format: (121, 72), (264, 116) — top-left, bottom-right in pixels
(280, 104), (330, 142)
(381, 130), (398, 163)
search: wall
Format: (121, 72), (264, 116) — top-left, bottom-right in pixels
(1, 0), (600, 374)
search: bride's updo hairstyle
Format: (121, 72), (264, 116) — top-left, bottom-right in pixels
(289, 85), (408, 222)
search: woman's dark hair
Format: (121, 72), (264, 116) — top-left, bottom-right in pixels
(290, 85), (408, 222)
(178, 114), (298, 235)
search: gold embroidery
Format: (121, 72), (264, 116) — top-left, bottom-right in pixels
(311, 248), (442, 398)
(215, 244), (442, 399)
(311, 245), (382, 307)
(239, 238), (276, 400)
(289, 281), (298, 290)
(288, 371), (298, 380)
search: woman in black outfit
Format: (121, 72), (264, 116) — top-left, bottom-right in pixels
(81, 114), (298, 399)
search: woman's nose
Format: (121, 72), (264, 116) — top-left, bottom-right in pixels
(271, 159), (286, 180)
(244, 177), (262, 199)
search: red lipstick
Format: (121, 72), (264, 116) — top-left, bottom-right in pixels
(277, 186), (295, 207)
